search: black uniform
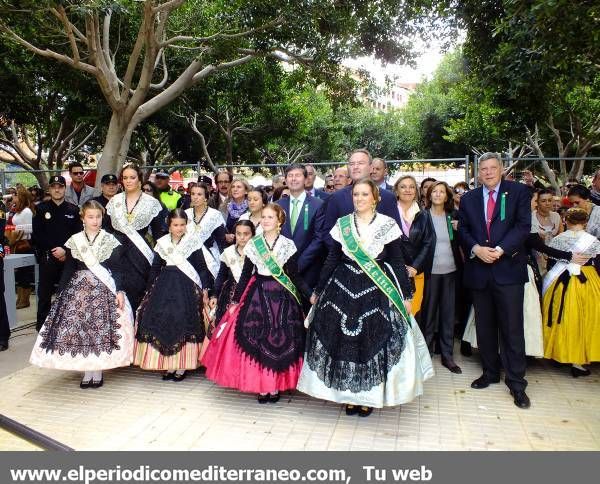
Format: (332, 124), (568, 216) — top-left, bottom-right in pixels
(31, 200), (82, 330)
(0, 201), (10, 348)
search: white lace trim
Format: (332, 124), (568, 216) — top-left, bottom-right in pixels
(185, 207), (224, 244)
(154, 232), (203, 263)
(550, 230), (600, 256)
(106, 192), (162, 232)
(220, 245), (245, 282)
(65, 230), (120, 263)
(243, 235), (297, 276)
(330, 213), (401, 259)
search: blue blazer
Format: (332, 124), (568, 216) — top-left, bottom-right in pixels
(277, 195), (325, 288)
(313, 188), (330, 201)
(323, 184), (402, 247)
(458, 180), (531, 289)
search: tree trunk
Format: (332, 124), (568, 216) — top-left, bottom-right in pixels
(34, 171), (50, 191)
(95, 112), (138, 188)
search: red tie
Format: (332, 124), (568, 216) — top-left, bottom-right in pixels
(486, 189), (496, 238)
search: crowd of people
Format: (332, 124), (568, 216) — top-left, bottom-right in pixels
(0, 153), (598, 415)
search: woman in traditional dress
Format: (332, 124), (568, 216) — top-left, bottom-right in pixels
(224, 178), (250, 244)
(542, 207), (600, 377)
(202, 203), (311, 403)
(106, 164), (167, 312)
(185, 182), (227, 282)
(238, 188), (266, 233)
(567, 185), (600, 239)
(532, 188), (563, 275)
(209, 219), (255, 327)
(134, 209), (213, 381)
(30, 200), (134, 388)
(297, 179), (433, 417)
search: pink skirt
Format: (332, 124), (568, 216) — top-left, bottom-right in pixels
(201, 276), (303, 394)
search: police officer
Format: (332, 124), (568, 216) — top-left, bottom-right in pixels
(92, 173), (119, 231)
(31, 175), (82, 331)
(154, 172), (181, 210)
(0, 199), (10, 351)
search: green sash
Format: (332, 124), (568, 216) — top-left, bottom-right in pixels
(337, 215), (410, 324)
(252, 235), (301, 304)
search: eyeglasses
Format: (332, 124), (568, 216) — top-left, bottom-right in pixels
(142, 188), (153, 193)
(454, 188), (467, 194)
(217, 180), (230, 185)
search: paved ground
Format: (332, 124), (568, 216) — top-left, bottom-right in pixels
(1, 322), (599, 451)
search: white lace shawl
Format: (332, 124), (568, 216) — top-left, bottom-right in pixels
(185, 207), (224, 244)
(154, 232), (203, 265)
(549, 230), (600, 256)
(220, 245), (245, 282)
(330, 213), (401, 259)
(106, 192), (162, 232)
(243, 235), (297, 276)
(65, 230), (121, 264)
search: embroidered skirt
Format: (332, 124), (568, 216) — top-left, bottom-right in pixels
(30, 270), (134, 371)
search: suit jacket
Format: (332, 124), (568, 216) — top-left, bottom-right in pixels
(323, 184), (402, 247)
(65, 184), (96, 207)
(208, 193), (229, 221)
(277, 194), (325, 288)
(458, 180), (531, 289)
(311, 188), (330, 201)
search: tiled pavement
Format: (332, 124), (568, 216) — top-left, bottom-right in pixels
(1, 331), (599, 451)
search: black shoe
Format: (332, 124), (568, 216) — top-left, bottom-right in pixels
(358, 406), (373, 417)
(0, 341), (8, 352)
(269, 393), (280, 403)
(173, 371), (187, 382)
(470, 375), (500, 389)
(510, 390), (531, 409)
(257, 393), (269, 404)
(442, 358), (462, 374)
(162, 372), (174, 381)
(345, 404), (359, 416)
(91, 378), (104, 389)
(571, 366), (591, 378)
(460, 341), (472, 357)
(79, 378), (92, 389)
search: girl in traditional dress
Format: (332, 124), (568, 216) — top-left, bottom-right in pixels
(202, 203), (311, 403)
(134, 209), (213, 381)
(30, 200), (134, 388)
(238, 188), (266, 233)
(208, 220), (255, 327)
(184, 182), (227, 282)
(106, 164), (167, 312)
(298, 179), (433, 417)
(542, 208), (600, 377)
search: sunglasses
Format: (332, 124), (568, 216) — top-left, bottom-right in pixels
(142, 187), (153, 193)
(326, 185), (334, 190)
(454, 188), (467, 194)
(71, 171), (84, 176)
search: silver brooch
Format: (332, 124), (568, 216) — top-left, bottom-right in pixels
(45, 212), (51, 220)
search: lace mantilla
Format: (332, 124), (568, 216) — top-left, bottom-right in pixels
(331, 213), (401, 259)
(243, 235), (297, 276)
(65, 230), (120, 264)
(220, 245), (245, 282)
(154, 232), (203, 263)
(550, 230), (600, 256)
(185, 207), (224, 244)
(107, 192), (162, 232)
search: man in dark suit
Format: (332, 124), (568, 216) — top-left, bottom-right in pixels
(277, 164), (325, 291)
(323, 149), (401, 247)
(304, 164), (329, 201)
(458, 152), (532, 409)
(371, 157), (393, 191)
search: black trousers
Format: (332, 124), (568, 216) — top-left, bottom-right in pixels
(0, 259), (10, 343)
(471, 281), (527, 392)
(36, 256), (65, 331)
(420, 272), (456, 359)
